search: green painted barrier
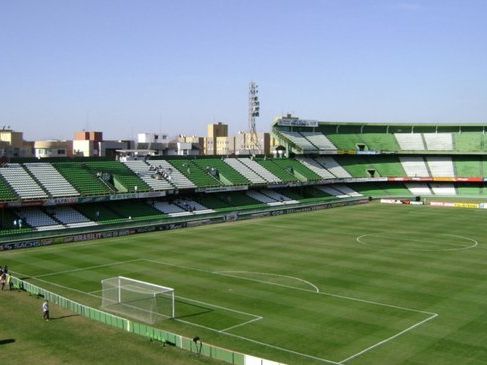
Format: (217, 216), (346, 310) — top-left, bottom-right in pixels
(9, 276), (279, 365)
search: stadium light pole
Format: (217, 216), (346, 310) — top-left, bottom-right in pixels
(248, 82), (260, 155)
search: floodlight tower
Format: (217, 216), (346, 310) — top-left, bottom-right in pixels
(248, 82), (260, 155)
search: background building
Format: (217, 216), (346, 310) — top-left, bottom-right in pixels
(0, 128), (34, 158)
(34, 140), (73, 158)
(204, 122), (228, 155)
(73, 131), (132, 157)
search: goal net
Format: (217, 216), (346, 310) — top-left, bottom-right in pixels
(101, 276), (175, 324)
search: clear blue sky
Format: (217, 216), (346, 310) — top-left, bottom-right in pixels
(1, 0), (486, 140)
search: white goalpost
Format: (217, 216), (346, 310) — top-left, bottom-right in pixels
(101, 276), (175, 324)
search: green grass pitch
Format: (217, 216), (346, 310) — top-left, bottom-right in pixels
(3, 202), (487, 364)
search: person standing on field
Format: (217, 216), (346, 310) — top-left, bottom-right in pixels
(42, 300), (49, 321)
(0, 272), (6, 290)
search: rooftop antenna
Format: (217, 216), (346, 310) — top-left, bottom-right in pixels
(248, 81), (260, 155)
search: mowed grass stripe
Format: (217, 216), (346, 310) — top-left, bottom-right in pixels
(4, 203), (487, 364)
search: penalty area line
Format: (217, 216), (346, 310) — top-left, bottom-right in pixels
(338, 312), (438, 364)
(219, 316), (263, 333)
(174, 317), (340, 365)
(33, 259), (145, 279)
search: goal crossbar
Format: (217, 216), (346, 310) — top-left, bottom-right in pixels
(101, 276), (175, 322)
(117, 276), (174, 293)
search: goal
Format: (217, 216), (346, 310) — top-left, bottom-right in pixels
(100, 276), (175, 324)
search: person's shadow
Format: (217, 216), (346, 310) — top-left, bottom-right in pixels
(50, 314), (79, 321)
(0, 339), (15, 345)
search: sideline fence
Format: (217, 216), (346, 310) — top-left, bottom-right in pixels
(10, 276), (285, 365)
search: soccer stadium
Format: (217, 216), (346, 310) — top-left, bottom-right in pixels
(2, 115), (487, 364)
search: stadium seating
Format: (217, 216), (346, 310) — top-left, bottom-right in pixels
(394, 133), (426, 150)
(238, 158), (281, 183)
(314, 157), (352, 178)
(317, 124), (402, 152)
(316, 185), (350, 198)
(193, 194), (232, 210)
(152, 201), (190, 216)
(454, 156), (483, 177)
(104, 200), (166, 221)
(85, 161), (151, 192)
(54, 162), (113, 196)
(259, 189), (299, 204)
(4, 145), (487, 240)
(335, 155), (405, 177)
(123, 160), (174, 191)
(295, 157), (335, 179)
(405, 183), (433, 196)
(149, 160), (196, 189)
(245, 190), (277, 204)
(16, 208), (65, 231)
(0, 175), (18, 201)
(0, 209), (32, 236)
(320, 125), (363, 150)
(50, 206), (97, 228)
(192, 159), (250, 185)
(454, 131), (484, 151)
(0, 164), (48, 199)
(399, 157), (430, 177)
(274, 187), (336, 203)
(332, 185), (363, 197)
(423, 133), (453, 150)
(351, 182), (414, 197)
(429, 183), (456, 195)
(255, 159), (300, 182)
(223, 158), (267, 184)
(271, 159), (321, 182)
(24, 163), (80, 197)
(359, 130), (400, 151)
(425, 157), (455, 177)
(174, 198), (214, 214)
(368, 156), (406, 177)
(75, 204), (126, 224)
(299, 132), (337, 151)
(217, 191), (265, 209)
(455, 183), (483, 196)
(277, 131), (318, 152)
(336, 156), (375, 177)
(168, 160), (221, 188)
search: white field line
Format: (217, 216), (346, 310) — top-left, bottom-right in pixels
(174, 317), (340, 365)
(176, 295), (262, 321)
(214, 271), (320, 293)
(18, 258), (440, 364)
(219, 317), (263, 333)
(16, 262), (340, 364)
(34, 259), (144, 278)
(213, 271), (436, 316)
(13, 270), (101, 300)
(356, 233), (478, 252)
(22, 271), (264, 337)
(145, 259), (439, 361)
(338, 312), (438, 364)
(21, 263), (264, 333)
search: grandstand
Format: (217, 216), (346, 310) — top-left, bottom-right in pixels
(124, 160), (174, 191)
(24, 163), (80, 197)
(238, 157), (281, 183)
(53, 162), (114, 195)
(149, 159), (196, 189)
(168, 159), (221, 188)
(1, 118), (487, 242)
(315, 157), (351, 178)
(0, 164), (48, 199)
(4, 119), (487, 365)
(192, 158), (250, 186)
